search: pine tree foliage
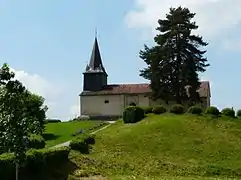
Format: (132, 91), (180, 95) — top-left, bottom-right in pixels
(140, 6), (209, 104)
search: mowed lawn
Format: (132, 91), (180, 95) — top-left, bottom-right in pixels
(69, 114), (241, 179)
(44, 120), (106, 147)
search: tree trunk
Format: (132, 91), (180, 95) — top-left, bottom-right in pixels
(16, 163), (19, 180)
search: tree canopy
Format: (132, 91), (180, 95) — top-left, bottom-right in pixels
(140, 6), (209, 104)
(0, 63), (48, 179)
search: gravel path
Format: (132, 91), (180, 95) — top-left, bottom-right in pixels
(50, 121), (115, 149)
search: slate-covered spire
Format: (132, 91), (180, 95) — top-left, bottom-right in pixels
(82, 35), (108, 91)
(87, 37), (107, 74)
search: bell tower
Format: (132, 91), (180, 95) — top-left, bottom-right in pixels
(83, 37), (108, 91)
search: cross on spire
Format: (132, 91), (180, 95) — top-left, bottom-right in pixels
(95, 27), (97, 38)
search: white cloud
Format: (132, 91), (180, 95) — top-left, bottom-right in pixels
(10, 68), (64, 119)
(125, 0), (241, 40)
(12, 69), (62, 99)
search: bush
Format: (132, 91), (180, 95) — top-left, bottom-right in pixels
(0, 134), (45, 154)
(237, 109), (241, 118)
(0, 153), (15, 180)
(123, 106), (145, 123)
(44, 119), (61, 123)
(152, 105), (167, 114)
(141, 106), (153, 114)
(221, 108), (235, 118)
(187, 106), (203, 115)
(72, 129), (85, 136)
(26, 147), (70, 172)
(70, 140), (89, 154)
(170, 104), (185, 114)
(28, 134), (45, 149)
(205, 106), (220, 116)
(0, 146), (70, 180)
(72, 115), (90, 121)
(88, 122), (109, 131)
(82, 134), (96, 145)
(70, 134), (96, 154)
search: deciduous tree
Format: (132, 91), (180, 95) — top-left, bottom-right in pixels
(0, 63), (47, 179)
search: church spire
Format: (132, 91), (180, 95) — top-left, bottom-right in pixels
(82, 34), (108, 91)
(86, 35), (107, 74)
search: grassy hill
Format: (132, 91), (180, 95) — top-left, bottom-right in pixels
(69, 114), (241, 179)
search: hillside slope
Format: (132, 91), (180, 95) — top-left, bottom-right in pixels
(70, 114), (241, 179)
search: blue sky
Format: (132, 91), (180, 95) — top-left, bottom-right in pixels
(0, 0), (241, 120)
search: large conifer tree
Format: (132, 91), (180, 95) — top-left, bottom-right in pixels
(140, 6), (209, 104)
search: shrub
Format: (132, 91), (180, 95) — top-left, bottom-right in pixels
(170, 104), (185, 114)
(0, 146), (70, 180)
(123, 106), (145, 123)
(0, 153), (15, 180)
(72, 115), (90, 121)
(88, 123), (107, 131)
(88, 122), (109, 131)
(205, 106), (220, 116)
(26, 147), (70, 171)
(152, 105), (167, 114)
(70, 140), (90, 154)
(0, 134), (45, 154)
(221, 108), (235, 118)
(82, 134), (96, 145)
(70, 134), (96, 154)
(141, 106), (153, 114)
(237, 109), (241, 118)
(44, 119), (61, 123)
(28, 134), (45, 149)
(187, 106), (203, 115)
(72, 129), (85, 136)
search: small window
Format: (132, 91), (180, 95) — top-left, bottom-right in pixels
(104, 100), (109, 104)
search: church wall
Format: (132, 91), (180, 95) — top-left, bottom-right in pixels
(80, 95), (125, 116)
(80, 94), (150, 117)
(80, 94), (210, 117)
(138, 95), (150, 107)
(123, 94), (149, 108)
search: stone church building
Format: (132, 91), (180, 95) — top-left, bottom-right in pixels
(79, 37), (211, 117)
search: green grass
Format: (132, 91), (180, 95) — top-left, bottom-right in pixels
(69, 114), (241, 179)
(44, 120), (107, 147)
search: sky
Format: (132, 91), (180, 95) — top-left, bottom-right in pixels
(0, 0), (241, 120)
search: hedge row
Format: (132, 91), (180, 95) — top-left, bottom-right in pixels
(88, 122), (109, 131)
(140, 105), (186, 115)
(127, 105), (241, 118)
(44, 119), (61, 123)
(72, 122), (108, 137)
(0, 134), (45, 154)
(70, 134), (96, 154)
(0, 146), (70, 180)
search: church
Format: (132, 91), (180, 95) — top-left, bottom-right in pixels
(79, 37), (211, 117)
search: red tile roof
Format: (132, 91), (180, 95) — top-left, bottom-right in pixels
(80, 81), (210, 98)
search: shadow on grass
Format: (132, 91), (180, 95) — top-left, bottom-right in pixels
(42, 133), (60, 141)
(20, 160), (78, 180)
